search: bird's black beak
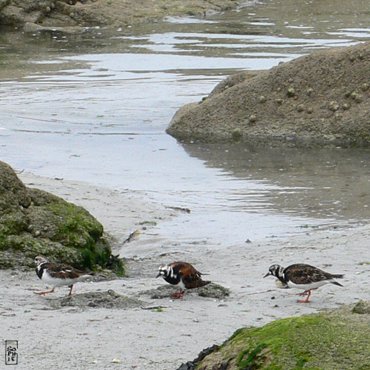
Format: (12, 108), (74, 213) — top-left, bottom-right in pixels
(263, 272), (271, 278)
(156, 273), (161, 278)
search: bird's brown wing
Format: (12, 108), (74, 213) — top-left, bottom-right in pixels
(172, 261), (210, 289)
(46, 262), (85, 280)
(284, 264), (333, 284)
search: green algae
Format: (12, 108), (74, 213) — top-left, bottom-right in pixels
(0, 210), (29, 236)
(196, 308), (370, 370)
(0, 234), (81, 268)
(46, 201), (103, 247)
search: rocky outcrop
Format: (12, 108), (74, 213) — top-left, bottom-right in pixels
(0, 161), (123, 273)
(167, 42), (370, 147)
(178, 303), (370, 369)
(0, 0), (55, 27)
(0, 0), (239, 32)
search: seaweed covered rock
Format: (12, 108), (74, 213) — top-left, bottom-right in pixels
(167, 42), (370, 147)
(184, 304), (370, 369)
(352, 300), (370, 314)
(0, 161), (123, 274)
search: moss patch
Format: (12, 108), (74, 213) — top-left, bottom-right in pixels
(0, 210), (29, 237)
(196, 306), (370, 369)
(47, 201), (103, 245)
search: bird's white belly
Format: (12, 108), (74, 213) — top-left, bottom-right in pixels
(287, 280), (329, 290)
(42, 271), (75, 287)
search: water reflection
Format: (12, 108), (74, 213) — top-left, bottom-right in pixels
(181, 143), (370, 220)
(1, 0), (370, 78)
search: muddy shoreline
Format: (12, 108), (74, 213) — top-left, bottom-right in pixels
(0, 0), (241, 32)
(1, 172), (369, 369)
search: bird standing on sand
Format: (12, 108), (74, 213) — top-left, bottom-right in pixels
(264, 263), (344, 303)
(34, 256), (92, 296)
(156, 261), (210, 299)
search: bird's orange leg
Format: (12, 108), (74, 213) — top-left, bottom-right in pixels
(171, 290), (185, 299)
(297, 289), (311, 303)
(34, 287), (55, 296)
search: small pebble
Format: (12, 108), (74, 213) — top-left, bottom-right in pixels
(287, 87), (295, 97)
(249, 114), (257, 123)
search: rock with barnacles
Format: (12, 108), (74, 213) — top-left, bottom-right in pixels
(167, 42), (370, 147)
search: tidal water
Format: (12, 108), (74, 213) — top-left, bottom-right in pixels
(1, 0), (370, 245)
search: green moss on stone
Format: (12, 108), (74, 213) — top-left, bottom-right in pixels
(0, 233), (81, 267)
(46, 201), (103, 247)
(197, 309), (370, 370)
(0, 210), (28, 236)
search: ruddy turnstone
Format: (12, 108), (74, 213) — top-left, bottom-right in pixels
(264, 263), (344, 303)
(34, 256), (92, 296)
(156, 261), (210, 299)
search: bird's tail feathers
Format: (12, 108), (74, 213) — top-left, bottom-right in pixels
(198, 280), (211, 288)
(331, 280), (344, 287)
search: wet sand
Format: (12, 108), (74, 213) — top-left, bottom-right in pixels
(0, 173), (369, 370)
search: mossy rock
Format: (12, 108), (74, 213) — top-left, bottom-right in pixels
(0, 233), (84, 268)
(352, 300), (370, 314)
(0, 161), (31, 211)
(0, 209), (29, 236)
(192, 305), (370, 370)
(0, 161), (124, 275)
(26, 188), (104, 248)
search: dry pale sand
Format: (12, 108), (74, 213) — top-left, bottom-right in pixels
(0, 173), (369, 370)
